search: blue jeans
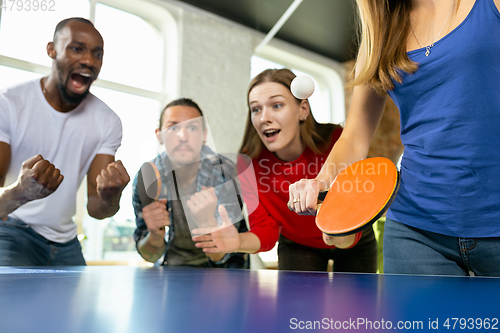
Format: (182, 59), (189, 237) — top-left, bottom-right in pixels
(0, 217), (86, 266)
(384, 217), (500, 276)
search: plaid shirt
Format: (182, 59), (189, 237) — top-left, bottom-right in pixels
(132, 146), (248, 268)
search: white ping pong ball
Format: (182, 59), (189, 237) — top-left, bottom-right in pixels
(290, 75), (315, 100)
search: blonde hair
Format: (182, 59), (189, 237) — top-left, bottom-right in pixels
(349, 0), (416, 95)
(350, 0), (461, 95)
(239, 68), (339, 159)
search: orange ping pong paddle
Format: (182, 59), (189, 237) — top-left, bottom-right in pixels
(316, 157), (400, 236)
(136, 161), (162, 206)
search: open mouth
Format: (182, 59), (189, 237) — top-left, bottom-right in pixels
(70, 72), (93, 93)
(263, 129), (280, 138)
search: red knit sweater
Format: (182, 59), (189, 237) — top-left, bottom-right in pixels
(238, 128), (362, 252)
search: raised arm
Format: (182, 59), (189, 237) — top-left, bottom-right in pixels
(318, 84), (387, 184)
(136, 199), (169, 263)
(0, 142), (10, 189)
(87, 154), (130, 219)
(0, 143), (64, 217)
(289, 83), (387, 218)
(130, 170), (169, 263)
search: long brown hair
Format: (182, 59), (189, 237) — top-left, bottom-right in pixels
(350, 0), (461, 95)
(349, 0), (416, 95)
(239, 68), (340, 159)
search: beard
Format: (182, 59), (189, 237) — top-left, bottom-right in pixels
(56, 62), (91, 106)
(57, 81), (90, 105)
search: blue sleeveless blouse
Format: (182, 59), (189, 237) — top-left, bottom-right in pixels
(386, 0), (500, 237)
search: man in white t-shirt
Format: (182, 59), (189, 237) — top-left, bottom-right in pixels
(0, 17), (130, 266)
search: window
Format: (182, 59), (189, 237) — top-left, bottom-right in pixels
(94, 3), (164, 92)
(0, 0), (90, 67)
(0, 0), (174, 264)
(85, 3), (166, 264)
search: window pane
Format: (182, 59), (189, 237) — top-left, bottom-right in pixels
(0, 0), (90, 66)
(293, 69), (331, 124)
(90, 86), (162, 222)
(250, 56), (283, 78)
(94, 4), (164, 92)
(81, 86), (161, 262)
(0, 2), (166, 264)
(0, 66), (43, 90)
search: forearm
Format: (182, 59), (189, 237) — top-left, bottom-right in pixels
(198, 216), (229, 260)
(324, 233), (357, 249)
(207, 253), (226, 262)
(138, 232), (166, 263)
(0, 184), (27, 217)
(317, 86), (387, 185)
(238, 231), (261, 254)
(87, 195), (121, 219)
(316, 137), (371, 185)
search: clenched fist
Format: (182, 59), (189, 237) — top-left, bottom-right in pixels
(14, 154), (64, 202)
(186, 186), (218, 229)
(96, 160), (130, 203)
(143, 198), (170, 238)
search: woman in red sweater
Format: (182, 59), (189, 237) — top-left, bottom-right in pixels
(194, 68), (377, 272)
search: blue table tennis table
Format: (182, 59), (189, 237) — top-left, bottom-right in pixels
(0, 266), (498, 333)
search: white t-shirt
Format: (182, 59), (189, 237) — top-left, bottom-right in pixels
(0, 79), (122, 242)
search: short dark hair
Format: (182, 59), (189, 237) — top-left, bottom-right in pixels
(53, 17), (95, 42)
(159, 98), (205, 129)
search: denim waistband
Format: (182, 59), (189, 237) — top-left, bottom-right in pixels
(0, 216), (30, 229)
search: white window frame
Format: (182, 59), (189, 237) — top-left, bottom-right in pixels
(0, 0), (178, 105)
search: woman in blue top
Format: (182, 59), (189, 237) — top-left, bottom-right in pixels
(289, 0), (500, 276)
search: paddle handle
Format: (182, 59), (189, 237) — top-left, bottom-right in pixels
(316, 190), (328, 214)
(287, 190), (328, 213)
(316, 202), (322, 214)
